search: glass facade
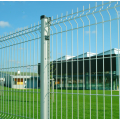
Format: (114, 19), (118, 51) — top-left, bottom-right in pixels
(54, 72), (118, 90)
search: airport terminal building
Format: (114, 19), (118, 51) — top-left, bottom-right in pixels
(38, 48), (120, 90)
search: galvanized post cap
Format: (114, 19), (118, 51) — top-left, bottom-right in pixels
(40, 15), (46, 20)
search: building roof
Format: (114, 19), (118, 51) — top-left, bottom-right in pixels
(56, 48), (120, 61)
(10, 75), (31, 78)
(56, 55), (75, 61)
(98, 48), (120, 56)
(73, 52), (96, 59)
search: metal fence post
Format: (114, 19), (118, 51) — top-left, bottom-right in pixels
(40, 15), (51, 119)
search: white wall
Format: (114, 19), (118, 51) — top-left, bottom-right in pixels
(116, 55), (120, 75)
(12, 85), (24, 89)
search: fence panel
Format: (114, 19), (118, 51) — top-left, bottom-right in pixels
(0, 1), (120, 119)
(49, 1), (120, 119)
(0, 23), (41, 119)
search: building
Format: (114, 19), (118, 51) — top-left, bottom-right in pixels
(27, 76), (40, 89)
(38, 48), (120, 90)
(0, 78), (5, 85)
(5, 75), (31, 89)
(0, 71), (40, 89)
(0, 72), (10, 86)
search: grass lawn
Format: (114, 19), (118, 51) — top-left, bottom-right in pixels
(0, 87), (119, 119)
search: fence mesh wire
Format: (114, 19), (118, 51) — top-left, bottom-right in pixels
(0, 23), (41, 119)
(50, 1), (120, 119)
(0, 1), (120, 119)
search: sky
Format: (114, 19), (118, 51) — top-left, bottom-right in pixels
(0, 1), (120, 73)
(0, 1), (106, 35)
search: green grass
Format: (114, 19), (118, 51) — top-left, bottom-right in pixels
(0, 87), (119, 119)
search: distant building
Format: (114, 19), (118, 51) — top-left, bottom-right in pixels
(38, 48), (120, 90)
(0, 71), (40, 89)
(10, 75), (31, 89)
(57, 55), (75, 61)
(27, 77), (40, 89)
